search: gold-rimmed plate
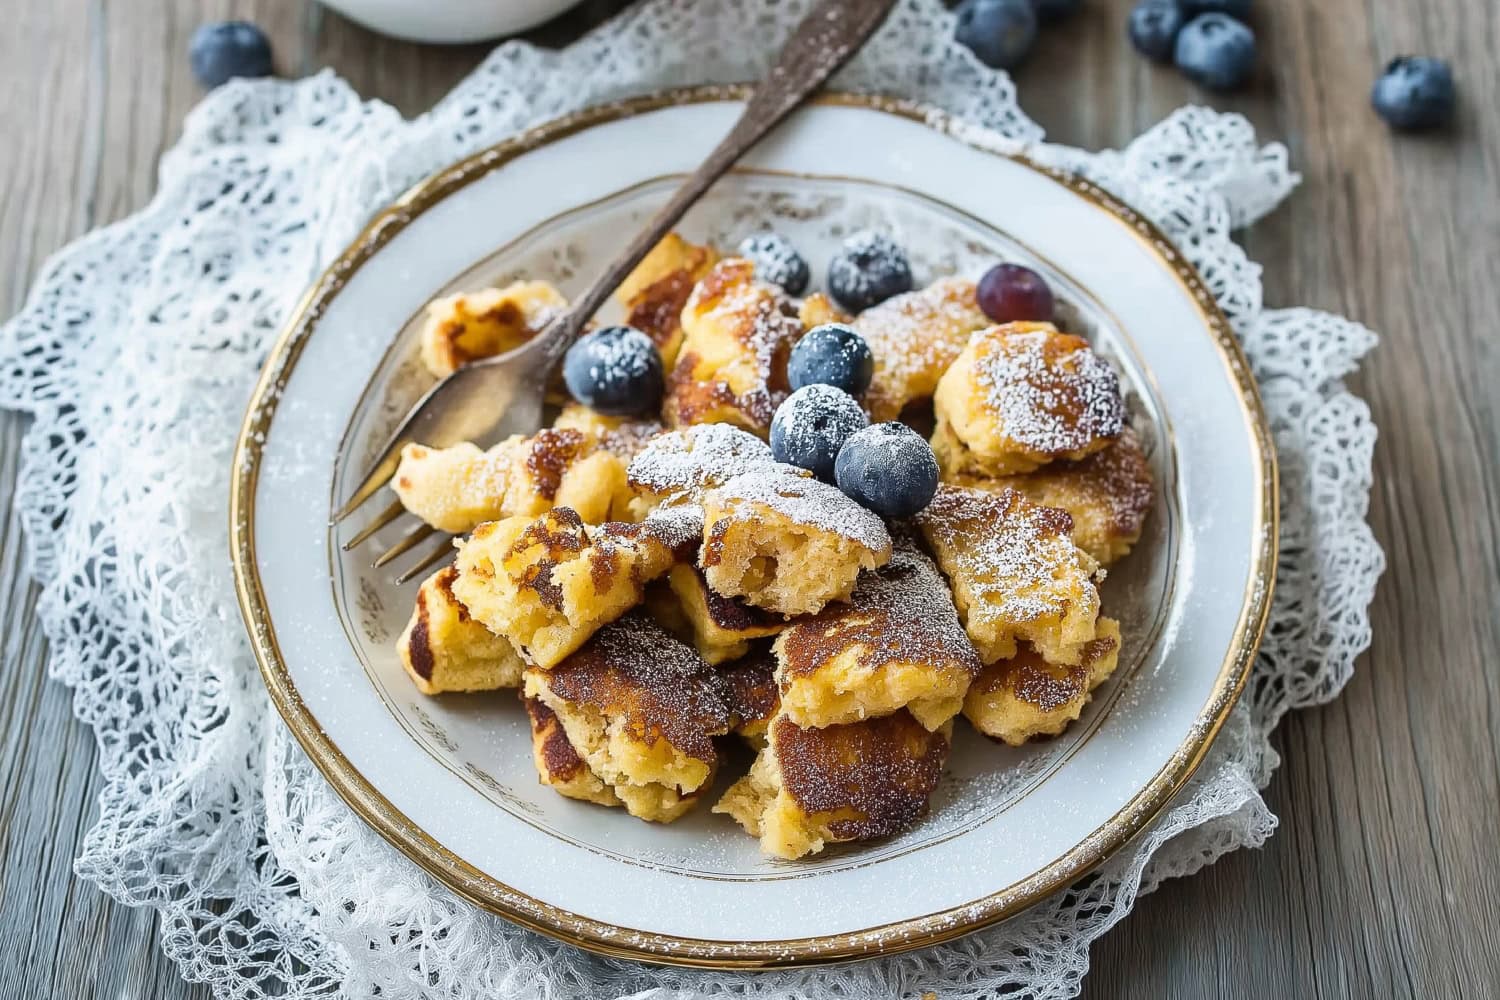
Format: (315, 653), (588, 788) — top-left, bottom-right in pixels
(231, 87), (1275, 967)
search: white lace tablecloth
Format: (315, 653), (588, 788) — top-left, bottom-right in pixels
(0, 1), (1383, 997)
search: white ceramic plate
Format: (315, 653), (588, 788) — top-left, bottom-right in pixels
(231, 88), (1276, 967)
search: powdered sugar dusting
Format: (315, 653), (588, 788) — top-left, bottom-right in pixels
(627, 423), (779, 496)
(917, 486), (1084, 627)
(976, 328), (1124, 455)
(712, 468), (891, 554)
(851, 539), (977, 665)
(852, 277), (989, 419)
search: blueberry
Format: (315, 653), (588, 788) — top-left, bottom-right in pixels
(1127, 0), (1185, 63)
(771, 385), (869, 482)
(788, 323), (875, 396)
(1174, 13), (1256, 91)
(1372, 57), (1456, 131)
(834, 422), (940, 519)
(562, 325), (664, 417)
(955, 0), (1038, 71)
(1182, 0), (1250, 18)
(189, 21), (273, 89)
(738, 233), (810, 296)
(827, 231), (914, 313)
(1031, 0), (1084, 23)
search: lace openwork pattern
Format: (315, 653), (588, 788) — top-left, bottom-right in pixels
(0, 1), (1381, 997)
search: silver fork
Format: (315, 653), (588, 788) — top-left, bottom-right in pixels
(335, 0), (898, 583)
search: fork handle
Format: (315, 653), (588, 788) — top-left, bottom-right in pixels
(539, 0), (897, 367)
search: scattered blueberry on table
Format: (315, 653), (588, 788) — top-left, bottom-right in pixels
(787, 322), (875, 397)
(1173, 13), (1256, 91)
(835, 422), (941, 519)
(954, 0), (1039, 71)
(1126, 0), (1186, 63)
(1372, 57), (1457, 131)
(827, 231), (914, 312)
(189, 21), (274, 89)
(977, 262), (1055, 325)
(771, 385), (869, 483)
(562, 325), (664, 417)
(738, 232), (811, 296)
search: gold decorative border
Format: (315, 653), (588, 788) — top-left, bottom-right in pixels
(229, 86), (1278, 968)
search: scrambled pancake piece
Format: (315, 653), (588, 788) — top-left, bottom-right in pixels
(664, 258), (804, 436)
(614, 233), (719, 370)
(851, 277), (990, 421)
(391, 426), (624, 532)
(552, 401), (663, 464)
(987, 428), (1153, 566)
(700, 468), (892, 616)
(774, 541), (981, 731)
(524, 614), (730, 822)
(718, 645), (780, 745)
(916, 485), (1103, 666)
(452, 508), (692, 668)
(964, 618), (1121, 745)
(419, 281), (567, 377)
(391, 439), (518, 534)
(624, 422), (786, 520)
(660, 564), (788, 664)
(933, 322), (1124, 477)
(503, 427), (625, 524)
(397, 566), (525, 695)
(523, 696), (620, 807)
(714, 712), (951, 860)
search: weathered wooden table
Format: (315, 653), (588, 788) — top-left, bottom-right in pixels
(3, 1), (1496, 996)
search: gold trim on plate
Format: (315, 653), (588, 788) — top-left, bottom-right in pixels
(229, 85), (1278, 968)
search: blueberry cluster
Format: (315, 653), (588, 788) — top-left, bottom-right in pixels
(1127, 0), (1256, 92)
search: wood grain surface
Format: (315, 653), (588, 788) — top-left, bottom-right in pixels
(2, 1), (1496, 997)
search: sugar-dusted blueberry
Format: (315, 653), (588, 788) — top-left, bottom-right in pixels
(835, 422), (941, 519)
(1174, 13), (1256, 91)
(738, 232), (811, 296)
(1372, 57), (1457, 131)
(1031, 0), (1084, 23)
(1183, 0), (1250, 18)
(827, 231), (914, 313)
(788, 323), (875, 396)
(189, 21), (273, 89)
(977, 262), (1055, 324)
(955, 0), (1039, 71)
(562, 325), (664, 417)
(771, 385), (869, 482)
(1127, 0), (1186, 63)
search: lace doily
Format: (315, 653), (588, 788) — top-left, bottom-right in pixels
(0, 1), (1382, 997)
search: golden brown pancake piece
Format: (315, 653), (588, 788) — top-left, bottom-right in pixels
(963, 618), (1121, 745)
(851, 277), (990, 421)
(916, 485), (1103, 666)
(700, 468), (891, 616)
(614, 233), (719, 370)
(397, 566), (525, 695)
(933, 321), (1124, 477)
(452, 507), (693, 668)
(419, 281), (567, 377)
(774, 540), (981, 731)
(524, 614), (729, 822)
(714, 711), (951, 859)
(523, 695), (620, 807)
(984, 428), (1153, 566)
(664, 258), (804, 436)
